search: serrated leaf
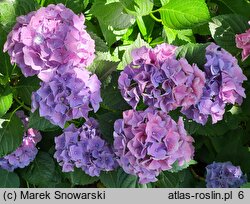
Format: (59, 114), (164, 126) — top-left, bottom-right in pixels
(176, 43), (209, 67)
(19, 151), (57, 187)
(100, 168), (138, 188)
(117, 34), (150, 70)
(241, 182), (250, 188)
(0, 169), (20, 187)
(15, 76), (40, 105)
(209, 14), (249, 55)
(120, 0), (154, 16)
(88, 32), (108, 52)
(65, 168), (99, 186)
(0, 27), (14, 80)
(0, 113), (24, 157)
(90, 0), (135, 46)
(29, 110), (59, 132)
(101, 72), (130, 111)
(0, 0), (38, 31)
(156, 171), (180, 187)
(0, 86), (13, 117)
(216, 0), (250, 19)
(96, 112), (121, 144)
(164, 27), (195, 45)
(91, 0), (135, 30)
(45, 0), (89, 13)
(169, 160), (197, 173)
(159, 0), (210, 29)
(87, 54), (119, 81)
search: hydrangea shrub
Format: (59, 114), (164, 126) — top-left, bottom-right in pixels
(0, 0), (249, 188)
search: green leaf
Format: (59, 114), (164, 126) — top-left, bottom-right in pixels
(0, 113), (24, 157)
(241, 183), (250, 188)
(65, 168), (98, 186)
(101, 72), (130, 111)
(117, 34), (150, 70)
(0, 169), (20, 188)
(87, 52), (119, 82)
(209, 14), (249, 54)
(90, 0), (135, 30)
(215, 0), (250, 19)
(159, 0), (210, 29)
(0, 0), (38, 31)
(0, 27), (14, 80)
(88, 32), (108, 52)
(29, 110), (59, 132)
(169, 160), (197, 173)
(15, 76), (40, 105)
(176, 43), (209, 67)
(90, 0), (135, 46)
(156, 171), (180, 187)
(0, 86), (13, 117)
(45, 0), (89, 13)
(19, 151), (57, 187)
(120, 0), (154, 16)
(164, 27), (195, 45)
(100, 168), (138, 188)
(96, 112), (121, 144)
(136, 15), (154, 40)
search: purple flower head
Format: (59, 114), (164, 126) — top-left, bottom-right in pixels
(206, 162), (247, 188)
(0, 111), (41, 172)
(236, 25), (250, 61)
(3, 4), (95, 82)
(54, 118), (117, 177)
(31, 66), (102, 128)
(119, 44), (205, 112)
(182, 43), (247, 125)
(113, 108), (194, 184)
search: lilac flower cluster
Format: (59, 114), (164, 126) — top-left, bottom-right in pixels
(0, 111), (41, 172)
(206, 162), (247, 188)
(118, 44), (205, 113)
(236, 22), (250, 61)
(182, 43), (247, 125)
(3, 4), (95, 82)
(113, 108), (194, 184)
(32, 67), (102, 128)
(54, 118), (117, 176)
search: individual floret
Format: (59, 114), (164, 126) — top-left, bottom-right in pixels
(0, 111), (41, 171)
(206, 162), (247, 188)
(113, 108), (194, 184)
(31, 66), (102, 128)
(54, 118), (117, 176)
(3, 4), (95, 82)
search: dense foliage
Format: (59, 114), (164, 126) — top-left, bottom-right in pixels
(0, 0), (250, 188)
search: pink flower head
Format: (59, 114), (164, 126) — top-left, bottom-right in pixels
(3, 4), (95, 82)
(113, 108), (194, 184)
(118, 44), (205, 113)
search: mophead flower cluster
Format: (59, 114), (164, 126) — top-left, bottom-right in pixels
(113, 108), (194, 184)
(182, 43), (247, 125)
(236, 22), (250, 61)
(0, 111), (41, 171)
(3, 4), (95, 82)
(206, 162), (247, 188)
(54, 118), (117, 176)
(32, 67), (102, 128)
(118, 44), (206, 112)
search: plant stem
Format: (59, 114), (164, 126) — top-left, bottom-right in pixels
(149, 12), (162, 23)
(14, 97), (31, 111)
(190, 167), (205, 182)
